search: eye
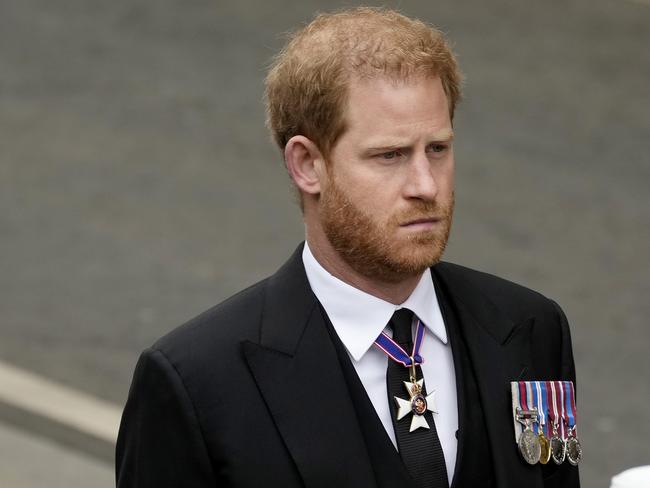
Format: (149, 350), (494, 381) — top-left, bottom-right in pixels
(380, 150), (401, 160)
(427, 143), (448, 154)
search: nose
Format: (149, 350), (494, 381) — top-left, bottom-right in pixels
(403, 152), (437, 201)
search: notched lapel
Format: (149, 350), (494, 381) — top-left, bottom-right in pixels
(242, 245), (376, 488)
(502, 316), (535, 380)
(452, 306), (541, 487)
(242, 309), (376, 488)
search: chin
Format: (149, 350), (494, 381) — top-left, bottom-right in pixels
(373, 240), (447, 283)
(395, 245), (444, 271)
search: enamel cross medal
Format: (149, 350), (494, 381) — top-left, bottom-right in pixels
(394, 362), (438, 432)
(374, 319), (437, 432)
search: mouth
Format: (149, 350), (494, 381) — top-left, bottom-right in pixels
(400, 217), (442, 230)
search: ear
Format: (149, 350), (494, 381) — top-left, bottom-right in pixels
(284, 135), (327, 196)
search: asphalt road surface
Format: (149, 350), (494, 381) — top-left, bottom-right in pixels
(1, 1), (648, 487)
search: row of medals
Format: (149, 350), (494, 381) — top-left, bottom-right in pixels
(517, 408), (582, 466)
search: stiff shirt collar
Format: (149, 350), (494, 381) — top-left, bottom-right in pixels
(302, 242), (448, 362)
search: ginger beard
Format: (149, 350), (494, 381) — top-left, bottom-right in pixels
(319, 174), (454, 283)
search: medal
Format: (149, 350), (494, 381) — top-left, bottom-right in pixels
(394, 376), (438, 432)
(538, 431), (551, 465)
(566, 435), (582, 466)
(548, 381), (566, 465)
(516, 408), (541, 465)
(563, 381), (582, 466)
(512, 380), (579, 468)
(515, 382), (541, 464)
(550, 431), (566, 465)
(375, 319), (436, 432)
(534, 381), (551, 464)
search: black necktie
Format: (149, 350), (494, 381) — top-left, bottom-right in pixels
(386, 308), (449, 488)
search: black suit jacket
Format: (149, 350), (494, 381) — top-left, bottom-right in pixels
(116, 244), (579, 487)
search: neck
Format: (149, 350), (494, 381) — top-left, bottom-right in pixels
(306, 228), (422, 305)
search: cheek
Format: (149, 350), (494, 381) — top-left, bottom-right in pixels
(329, 155), (407, 215)
(336, 168), (386, 205)
(447, 156), (455, 183)
(436, 163), (455, 193)
(355, 180), (397, 213)
(444, 172), (455, 192)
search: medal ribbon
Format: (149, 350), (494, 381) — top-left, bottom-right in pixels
(517, 381), (529, 412)
(374, 319), (425, 367)
(563, 381), (577, 433)
(547, 380), (559, 435)
(539, 381), (549, 437)
(526, 382), (538, 434)
(557, 380), (566, 439)
(516, 381), (533, 435)
(532, 381), (544, 435)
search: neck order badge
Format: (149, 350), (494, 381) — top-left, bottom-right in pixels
(375, 319), (438, 432)
(511, 380), (581, 467)
(380, 309), (449, 488)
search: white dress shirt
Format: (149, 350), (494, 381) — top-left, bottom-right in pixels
(302, 242), (458, 484)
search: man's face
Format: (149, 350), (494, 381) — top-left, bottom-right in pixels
(319, 75), (455, 283)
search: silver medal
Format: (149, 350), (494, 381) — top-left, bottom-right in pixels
(550, 424), (566, 465)
(566, 435), (582, 466)
(518, 424), (541, 465)
(550, 435), (566, 464)
(515, 408), (541, 465)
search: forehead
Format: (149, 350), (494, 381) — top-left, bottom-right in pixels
(342, 75), (452, 143)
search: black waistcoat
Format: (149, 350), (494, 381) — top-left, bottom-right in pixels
(322, 271), (495, 488)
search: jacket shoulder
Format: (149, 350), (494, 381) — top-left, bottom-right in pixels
(435, 261), (562, 321)
(435, 262), (575, 381)
(151, 277), (268, 363)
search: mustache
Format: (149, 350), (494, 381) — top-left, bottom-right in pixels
(393, 200), (454, 224)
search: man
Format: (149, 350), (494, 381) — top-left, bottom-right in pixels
(116, 8), (579, 488)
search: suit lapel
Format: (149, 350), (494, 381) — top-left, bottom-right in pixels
(433, 264), (543, 488)
(242, 245), (376, 488)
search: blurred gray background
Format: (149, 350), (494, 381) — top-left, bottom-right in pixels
(1, 0), (648, 486)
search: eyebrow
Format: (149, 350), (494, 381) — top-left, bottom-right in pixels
(365, 130), (455, 152)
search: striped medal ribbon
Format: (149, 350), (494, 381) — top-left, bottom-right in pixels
(563, 381), (582, 465)
(534, 381), (552, 464)
(549, 381), (567, 464)
(374, 319), (425, 369)
(515, 381), (541, 464)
